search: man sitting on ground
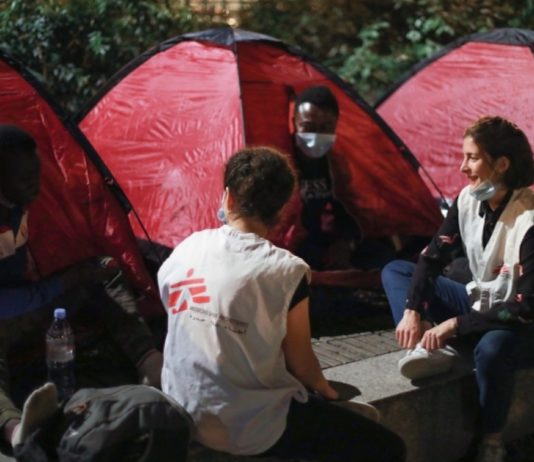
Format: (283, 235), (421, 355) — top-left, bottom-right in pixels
(0, 125), (162, 449)
(287, 86), (396, 290)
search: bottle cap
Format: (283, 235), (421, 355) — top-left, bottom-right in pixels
(54, 308), (66, 319)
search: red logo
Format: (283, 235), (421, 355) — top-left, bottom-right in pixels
(168, 268), (211, 314)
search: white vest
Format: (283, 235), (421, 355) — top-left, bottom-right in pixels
(458, 187), (534, 312)
(158, 226), (309, 455)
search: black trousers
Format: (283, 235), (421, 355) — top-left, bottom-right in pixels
(259, 395), (406, 462)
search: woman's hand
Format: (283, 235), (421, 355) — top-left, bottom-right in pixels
(396, 309), (423, 349)
(420, 318), (458, 351)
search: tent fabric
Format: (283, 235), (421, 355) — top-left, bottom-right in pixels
(376, 28), (534, 201)
(79, 27), (442, 253)
(0, 53), (159, 313)
(80, 39), (244, 248)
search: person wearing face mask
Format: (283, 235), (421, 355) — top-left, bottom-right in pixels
(381, 116), (534, 462)
(159, 147), (406, 462)
(287, 86), (395, 293)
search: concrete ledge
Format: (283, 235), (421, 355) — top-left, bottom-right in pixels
(324, 350), (534, 462)
(157, 345), (534, 462)
(189, 349), (474, 462)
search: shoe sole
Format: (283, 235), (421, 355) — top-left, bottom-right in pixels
(399, 356), (453, 380)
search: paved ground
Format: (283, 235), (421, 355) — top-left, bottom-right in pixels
(310, 288), (400, 369)
(313, 329), (400, 368)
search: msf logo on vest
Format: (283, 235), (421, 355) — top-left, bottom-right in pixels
(167, 268), (211, 314)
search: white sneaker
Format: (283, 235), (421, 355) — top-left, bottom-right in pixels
(398, 343), (458, 380)
(475, 442), (506, 462)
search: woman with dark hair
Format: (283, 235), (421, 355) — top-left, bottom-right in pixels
(382, 116), (534, 462)
(159, 147), (406, 461)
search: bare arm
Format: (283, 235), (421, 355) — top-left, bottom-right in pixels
(282, 297), (338, 400)
(396, 309), (423, 349)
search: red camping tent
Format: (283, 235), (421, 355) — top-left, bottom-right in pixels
(376, 28), (534, 201)
(0, 52), (159, 313)
(78, 28), (442, 254)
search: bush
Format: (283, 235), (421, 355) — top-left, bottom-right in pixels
(238, 0), (534, 103)
(1, 0), (534, 109)
(0, 0), (217, 114)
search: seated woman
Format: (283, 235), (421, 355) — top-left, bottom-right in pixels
(382, 116), (534, 462)
(158, 147), (405, 461)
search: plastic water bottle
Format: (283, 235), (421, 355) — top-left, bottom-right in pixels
(46, 308), (75, 400)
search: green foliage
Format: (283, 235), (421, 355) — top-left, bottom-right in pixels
(1, 0), (534, 110)
(238, 0), (534, 103)
(0, 0), (216, 114)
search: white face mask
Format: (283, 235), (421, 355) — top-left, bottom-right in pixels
(295, 132), (336, 159)
(469, 179), (497, 202)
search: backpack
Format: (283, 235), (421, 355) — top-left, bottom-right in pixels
(14, 384), (193, 462)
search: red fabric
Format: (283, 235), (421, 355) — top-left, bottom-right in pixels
(378, 42), (534, 200)
(80, 33), (442, 251)
(81, 42), (244, 248)
(238, 42), (442, 241)
(0, 59), (160, 315)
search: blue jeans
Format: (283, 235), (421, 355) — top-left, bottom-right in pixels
(382, 260), (534, 434)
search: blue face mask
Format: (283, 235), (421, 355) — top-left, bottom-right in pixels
(217, 189), (228, 224)
(217, 207), (227, 224)
(469, 179), (497, 202)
